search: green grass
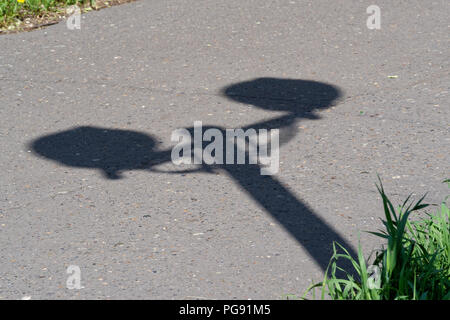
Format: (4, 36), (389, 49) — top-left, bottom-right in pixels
(303, 178), (450, 300)
(0, 0), (92, 29)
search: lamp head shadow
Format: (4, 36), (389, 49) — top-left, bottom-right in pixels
(28, 126), (165, 180)
(221, 77), (342, 116)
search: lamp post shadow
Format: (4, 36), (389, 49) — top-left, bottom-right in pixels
(29, 78), (356, 271)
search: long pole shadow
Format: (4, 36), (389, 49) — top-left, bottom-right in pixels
(176, 121), (356, 271)
(223, 164), (352, 270)
(217, 78), (357, 270)
(29, 78), (357, 272)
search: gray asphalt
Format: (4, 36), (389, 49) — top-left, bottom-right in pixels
(0, 0), (449, 299)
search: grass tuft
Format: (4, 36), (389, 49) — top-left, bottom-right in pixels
(0, 0), (92, 30)
(303, 178), (450, 300)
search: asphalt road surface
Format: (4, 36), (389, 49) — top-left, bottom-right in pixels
(0, 0), (449, 299)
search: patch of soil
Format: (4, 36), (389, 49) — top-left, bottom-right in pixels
(0, 0), (137, 34)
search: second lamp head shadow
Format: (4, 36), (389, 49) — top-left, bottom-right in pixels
(221, 77), (342, 115)
(29, 126), (163, 180)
